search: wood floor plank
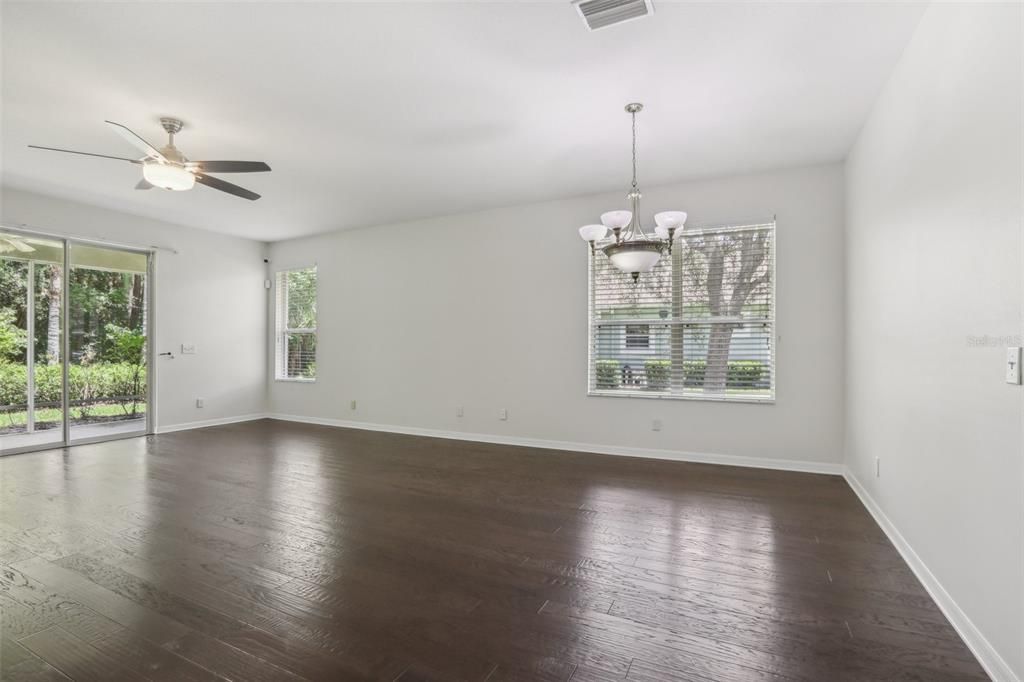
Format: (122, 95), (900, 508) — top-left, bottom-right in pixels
(0, 654), (72, 682)
(0, 538), (39, 565)
(89, 627), (226, 682)
(0, 420), (989, 681)
(18, 626), (146, 682)
(9, 557), (191, 646)
(52, 552), (411, 681)
(1, 637), (53, 677)
(486, 656), (578, 682)
(163, 631), (309, 682)
(0, 566), (123, 644)
(568, 664), (627, 682)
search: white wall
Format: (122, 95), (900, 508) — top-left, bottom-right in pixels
(267, 163), (845, 470)
(1, 187), (267, 430)
(845, 3), (1023, 680)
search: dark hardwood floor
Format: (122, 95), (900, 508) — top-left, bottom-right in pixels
(0, 419), (987, 681)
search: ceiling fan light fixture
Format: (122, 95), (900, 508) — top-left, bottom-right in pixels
(142, 162), (195, 191)
(29, 118), (268, 200)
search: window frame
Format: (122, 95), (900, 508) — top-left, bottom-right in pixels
(586, 221), (776, 404)
(275, 265), (318, 383)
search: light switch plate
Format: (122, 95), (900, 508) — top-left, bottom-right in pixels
(1006, 347), (1021, 385)
(181, 343), (196, 355)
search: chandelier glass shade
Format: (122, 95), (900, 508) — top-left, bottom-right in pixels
(603, 238), (663, 273)
(578, 103), (686, 280)
(577, 224), (608, 242)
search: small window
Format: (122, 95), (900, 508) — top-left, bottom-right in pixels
(275, 267), (317, 381)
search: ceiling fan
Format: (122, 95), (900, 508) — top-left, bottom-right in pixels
(0, 235), (35, 255)
(28, 117), (271, 201)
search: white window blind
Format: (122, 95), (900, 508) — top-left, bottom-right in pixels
(589, 222), (775, 401)
(275, 266), (317, 381)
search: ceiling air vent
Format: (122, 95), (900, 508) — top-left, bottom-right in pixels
(573, 0), (653, 31)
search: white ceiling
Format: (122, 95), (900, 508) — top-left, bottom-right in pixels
(1, 1), (925, 242)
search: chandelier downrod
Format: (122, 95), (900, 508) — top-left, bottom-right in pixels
(627, 102), (642, 191)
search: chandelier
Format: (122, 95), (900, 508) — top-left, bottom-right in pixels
(578, 103), (687, 281)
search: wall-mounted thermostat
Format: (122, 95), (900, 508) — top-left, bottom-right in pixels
(1006, 347), (1021, 385)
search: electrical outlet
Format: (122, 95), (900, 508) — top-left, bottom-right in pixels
(350, 400), (357, 410)
(499, 408), (508, 421)
(196, 398), (204, 409)
(456, 406), (464, 417)
(652, 419), (662, 432)
(1006, 347), (1021, 385)
(875, 457), (881, 478)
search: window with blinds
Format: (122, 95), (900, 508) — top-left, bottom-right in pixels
(275, 266), (317, 381)
(589, 222), (775, 401)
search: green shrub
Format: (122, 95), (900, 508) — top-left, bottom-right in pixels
(728, 360), (764, 387)
(0, 309), (26, 361)
(34, 364), (64, 403)
(644, 360), (671, 390)
(104, 324), (145, 366)
(682, 360), (765, 388)
(595, 360), (620, 389)
(0, 363), (25, 407)
(594, 359), (764, 391)
(683, 360), (707, 387)
(0, 361), (147, 410)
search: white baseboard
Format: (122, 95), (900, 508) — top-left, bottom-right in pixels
(156, 413), (268, 434)
(844, 470), (1018, 682)
(266, 412), (843, 475)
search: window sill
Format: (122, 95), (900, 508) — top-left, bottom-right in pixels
(587, 389), (774, 404)
(275, 378), (317, 384)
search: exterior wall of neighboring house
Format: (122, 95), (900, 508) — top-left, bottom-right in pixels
(593, 314), (771, 389)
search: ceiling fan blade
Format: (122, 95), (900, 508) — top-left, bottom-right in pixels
(28, 145), (142, 163)
(105, 120), (167, 161)
(4, 237), (36, 253)
(194, 173), (261, 201)
(186, 161), (271, 173)
(135, 178), (153, 190)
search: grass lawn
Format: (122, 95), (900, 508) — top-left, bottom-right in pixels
(0, 402), (146, 430)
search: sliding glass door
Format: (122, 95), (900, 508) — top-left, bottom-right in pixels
(0, 232), (65, 451)
(0, 230), (152, 455)
(68, 243), (150, 442)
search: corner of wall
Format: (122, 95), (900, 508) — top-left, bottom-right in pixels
(261, 241), (272, 416)
(843, 467), (1021, 682)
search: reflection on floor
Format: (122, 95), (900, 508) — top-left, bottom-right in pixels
(0, 419), (988, 681)
(0, 418), (145, 453)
